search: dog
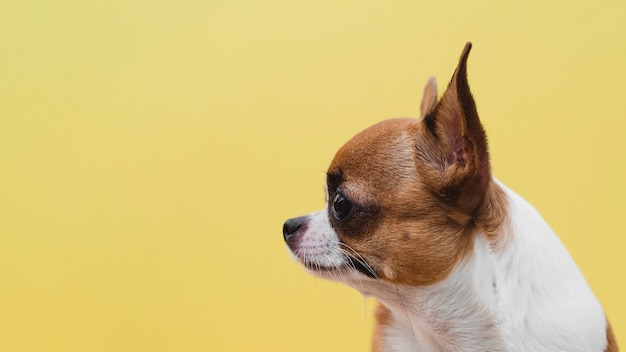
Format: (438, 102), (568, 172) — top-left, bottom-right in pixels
(282, 42), (617, 352)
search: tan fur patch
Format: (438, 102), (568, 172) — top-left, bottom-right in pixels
(372, 304), (393, 352)
(475, 181), (510, 249)
(605, 320), (619, 352)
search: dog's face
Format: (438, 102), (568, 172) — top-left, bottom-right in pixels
(283, 43), (493, 289)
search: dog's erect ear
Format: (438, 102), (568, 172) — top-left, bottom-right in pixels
(419, 42), (490, 215)
(420, 77), (438, 118)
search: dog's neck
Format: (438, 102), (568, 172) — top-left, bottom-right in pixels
(350, 179), (607, 352)
(356, 233), (506, 351)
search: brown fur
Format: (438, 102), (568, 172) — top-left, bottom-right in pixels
(605, 320), (619, 352)
(327, 119), (475, 285)
(325, 43), (507, 286)
(475, 180), (510, 249)
(372, 304), (393, 352)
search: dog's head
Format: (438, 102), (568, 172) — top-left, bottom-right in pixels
(283, 43), (495, 289)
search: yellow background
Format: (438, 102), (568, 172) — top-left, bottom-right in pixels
(1, 0), (624, 351)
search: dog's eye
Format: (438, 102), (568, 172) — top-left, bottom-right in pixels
(332, 193), (352, 220)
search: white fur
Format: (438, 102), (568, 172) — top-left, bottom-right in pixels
(289, 207), (345, 269)
(490, 180), (607, 351)
(353, 233), (506, 351)
(292, 178), (609, 351)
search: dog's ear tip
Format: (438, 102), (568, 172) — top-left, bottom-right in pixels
(459, 42), (473, 65)
(420, 76), (439, 118)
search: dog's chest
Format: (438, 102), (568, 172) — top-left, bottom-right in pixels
(378, 305), (506, 352)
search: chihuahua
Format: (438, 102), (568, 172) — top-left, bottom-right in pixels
(283, 43), (617, 352)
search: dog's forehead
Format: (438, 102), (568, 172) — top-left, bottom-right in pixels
(328, 118), (420, 190)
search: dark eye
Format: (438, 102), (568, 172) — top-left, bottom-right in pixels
(332, 193), (352, 220)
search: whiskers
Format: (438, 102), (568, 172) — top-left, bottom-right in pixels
(293, 245), (345, 282)
(293, 242), (377, 282)
(338, 242), (378, 280)
(395, 283), (416, 341)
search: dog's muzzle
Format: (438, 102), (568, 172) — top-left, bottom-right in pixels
(282, 215), (377, 279)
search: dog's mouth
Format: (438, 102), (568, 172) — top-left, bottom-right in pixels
(303, 256), (377, 279)
(345, 256), (377, 278)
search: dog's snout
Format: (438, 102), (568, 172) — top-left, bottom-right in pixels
(283, 216), (306, 242)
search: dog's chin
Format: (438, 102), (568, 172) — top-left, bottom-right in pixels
(301, 257), (377, 281)
(304, 265), (362, 283)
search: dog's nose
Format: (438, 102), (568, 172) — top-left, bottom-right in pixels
(283, 217), (305, 242)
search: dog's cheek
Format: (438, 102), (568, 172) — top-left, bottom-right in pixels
(381, 264), (398, 281)
(356, 219), (462, 286)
